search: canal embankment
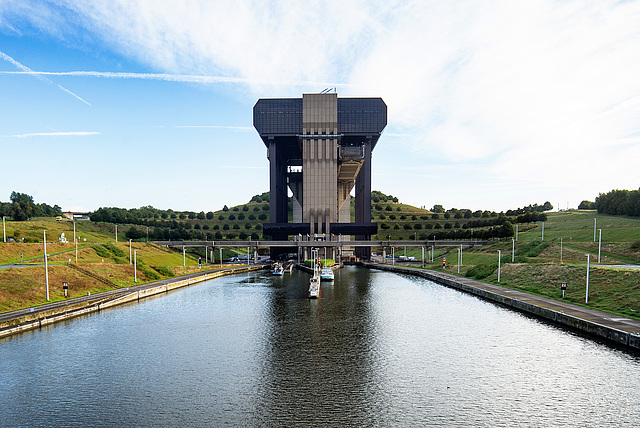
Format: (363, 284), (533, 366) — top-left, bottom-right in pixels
(0, 264), (268, 339)
(363, 262), (640, 351)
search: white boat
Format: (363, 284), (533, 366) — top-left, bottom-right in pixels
(320, 267), (334, 281)
(272, 263), (285, 275)
(308, 252), (321, 298)
(309, 276), (320, 298)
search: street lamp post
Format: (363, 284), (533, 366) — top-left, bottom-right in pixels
(598, 229), (602, 263)
(43, 230), (49, 301)
(115, 224), (118, 243)
(183, 246), (186, 273)
(560, 238), (563, 264)
(457, 248), (461, 274)
(585, 254), (590, 303)
(512, 238), (515, 263)
(74, 221), (77, 263)
(2, 216), (5, 243)
(134, 249), (137, 282)
(129, 239), (132, 264)
(594, 218), (597, 242)
(497, 250), (502, 282)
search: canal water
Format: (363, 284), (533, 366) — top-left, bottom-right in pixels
(1, 266), (639, 427)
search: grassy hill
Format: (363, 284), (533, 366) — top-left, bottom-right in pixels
(399, 210), (640, 320)
(0, 219), (249, 313)
(3, 195), (640, 318)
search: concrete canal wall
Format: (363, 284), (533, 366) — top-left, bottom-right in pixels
(364, 262), (640, 351)
(0, 265), (267, 339)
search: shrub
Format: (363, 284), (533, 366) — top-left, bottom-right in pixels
(141, 267), (160, 280)
(152, 265), (174, 277)
(94, 245), (110, 258)
(105, 244), (125, 257)
(631, 241), (640, 251)
(466, 263), (497, 279)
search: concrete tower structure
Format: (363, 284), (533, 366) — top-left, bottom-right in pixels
(253, 92), (386, 260)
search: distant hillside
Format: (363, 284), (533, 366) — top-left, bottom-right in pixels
(88, 191), (552, 242)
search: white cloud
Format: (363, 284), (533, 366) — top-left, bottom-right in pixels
(2, 0), (640, 209)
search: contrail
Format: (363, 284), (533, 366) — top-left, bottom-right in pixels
(0, 69), (354, 88)
(1, 131), (100, 138)
(0, 50), (92, 106)
(173, 125), (253, 130)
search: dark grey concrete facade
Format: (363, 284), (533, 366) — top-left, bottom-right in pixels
(254, 93), (386, 259)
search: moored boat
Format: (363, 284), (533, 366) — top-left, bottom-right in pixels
(309, 276), (320, 298)
(272, 263), (285, 275)
(320, 267), (334, 281)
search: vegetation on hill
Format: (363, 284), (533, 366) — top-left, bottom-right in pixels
(2, 190), (640, 319)
(579, 188), (640, 217)
(0, 192), (62, 221)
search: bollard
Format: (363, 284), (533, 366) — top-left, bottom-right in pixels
(63, 281), (68, 297)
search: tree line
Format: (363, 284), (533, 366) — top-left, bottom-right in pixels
(579, 189), (640, 217)
(0, 192), (62, 221)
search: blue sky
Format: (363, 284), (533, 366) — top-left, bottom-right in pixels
(1, 1), (639, 213)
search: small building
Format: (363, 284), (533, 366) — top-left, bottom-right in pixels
(62, 211), (91, 221)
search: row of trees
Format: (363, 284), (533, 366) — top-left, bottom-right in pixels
(125, 225), (261, 242)
(381, 221), (515, 241)
(579, 189), (640, 217)
(0, 192), (62, 221)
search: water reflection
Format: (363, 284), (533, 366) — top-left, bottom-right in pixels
(0, 267), (639, 427)
(256, 267), (377, 426)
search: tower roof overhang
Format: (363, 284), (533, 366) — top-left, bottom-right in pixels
(253, 97), (387, 150)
